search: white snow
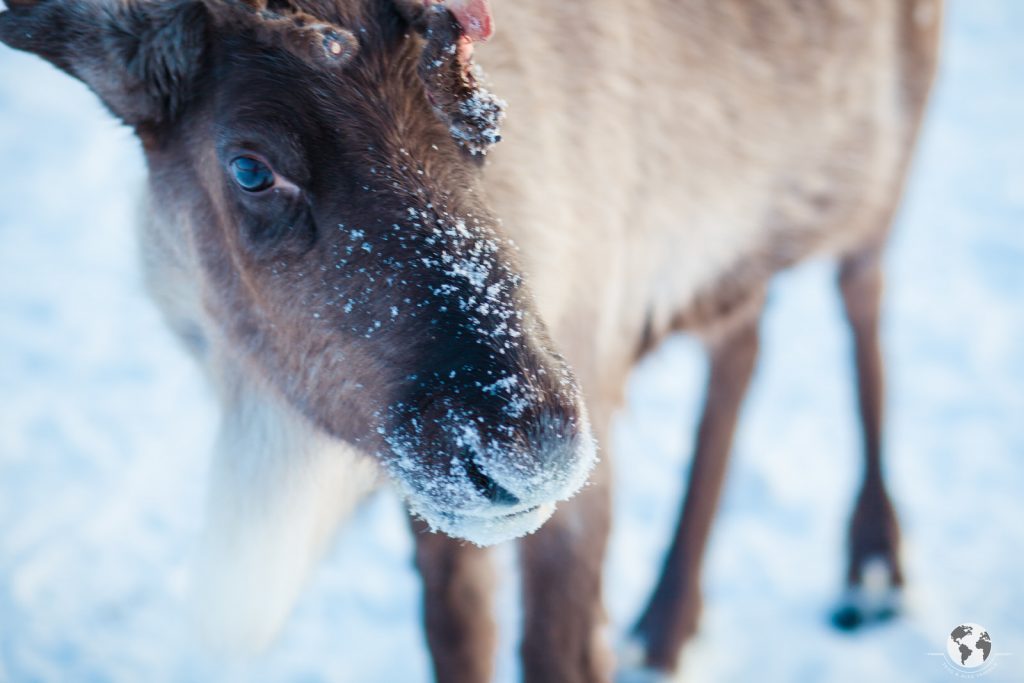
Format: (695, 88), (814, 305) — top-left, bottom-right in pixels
(1, 2), (1023, 682)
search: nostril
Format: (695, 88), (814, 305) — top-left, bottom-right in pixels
(462, 455), (520, 507)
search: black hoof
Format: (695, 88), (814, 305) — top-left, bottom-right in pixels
(832, 604), (864, 631)
(831, 595), (900, 632)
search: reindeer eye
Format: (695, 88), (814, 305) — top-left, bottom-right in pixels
(230, 156), (275, 192)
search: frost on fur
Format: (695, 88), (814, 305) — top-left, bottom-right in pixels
(419, 5), (506, 155)
(450, 77), (506, 155)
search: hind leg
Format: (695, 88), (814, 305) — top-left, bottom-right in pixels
(625, 298), (763, 678)
(832, 246), (904, 630)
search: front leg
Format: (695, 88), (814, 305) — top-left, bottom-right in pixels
(519, 456), (614, 683)
(411, 518), (497, 683)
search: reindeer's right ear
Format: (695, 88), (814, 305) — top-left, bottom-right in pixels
(0, 0), (209, 128)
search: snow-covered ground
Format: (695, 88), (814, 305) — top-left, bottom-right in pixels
(1, 2), (1022, 682)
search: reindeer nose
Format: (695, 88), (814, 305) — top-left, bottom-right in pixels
(462, 452), (521, 507)
(381, 377), (597, 544)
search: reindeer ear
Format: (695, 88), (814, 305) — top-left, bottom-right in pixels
(0, 0), (209, 127)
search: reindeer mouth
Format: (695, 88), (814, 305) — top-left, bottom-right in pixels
(428, 501), (557, 547)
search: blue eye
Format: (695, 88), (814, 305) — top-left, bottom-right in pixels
(230, 156), (275, 192)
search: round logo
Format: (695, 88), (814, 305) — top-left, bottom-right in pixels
(946, 623), (993, 669)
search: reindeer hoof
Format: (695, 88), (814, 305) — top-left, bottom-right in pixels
(831, 586), (902, 631)
(833, 556), (903, 631)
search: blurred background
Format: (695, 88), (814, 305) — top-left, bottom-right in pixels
(1, 1), (1021, 682)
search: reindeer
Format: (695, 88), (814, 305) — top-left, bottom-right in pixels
(0, 0), (941, 681)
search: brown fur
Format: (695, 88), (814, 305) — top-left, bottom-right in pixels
(475, 0), (942, 677)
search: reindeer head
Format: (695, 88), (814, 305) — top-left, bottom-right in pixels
(0, 0), (596, 545)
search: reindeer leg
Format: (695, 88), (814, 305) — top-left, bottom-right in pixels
(626, 299), (763, 678)
(832, 247), (904, 630)
(411, 518), (497, 683)
(519, 455), (614, 683)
